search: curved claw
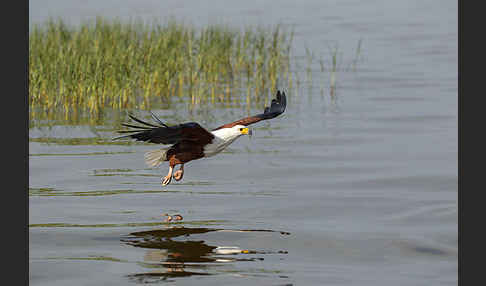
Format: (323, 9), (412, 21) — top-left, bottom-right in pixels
(173, 165), (184, 181)
(162, 166), (174, 186)
(173, 170), (184, 181)
(162, 175), (172, 186)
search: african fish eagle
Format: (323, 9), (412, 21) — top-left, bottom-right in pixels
(114, 90), (286, 186)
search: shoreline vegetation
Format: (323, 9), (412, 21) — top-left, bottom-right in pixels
(29, 17), (362, 127)
(29, 18), (294, 125)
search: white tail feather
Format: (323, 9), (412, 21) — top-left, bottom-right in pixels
(144, 148), (169, 167)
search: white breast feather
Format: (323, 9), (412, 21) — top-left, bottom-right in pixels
(203, 128), (241, 157)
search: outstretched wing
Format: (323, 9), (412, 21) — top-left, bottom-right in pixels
(213, 90), (287, 130)
(114, 113), (214, 145)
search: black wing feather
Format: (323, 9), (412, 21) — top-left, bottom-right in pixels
(114, 113), (214, 145)
(128, 114), (160, 128)
(150, 111), (169, 127)
(212, 90), (286, 130)
(121, 123), (151, 130)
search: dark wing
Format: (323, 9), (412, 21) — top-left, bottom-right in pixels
(212, 90), (287, 130)
(113, 114), (214, 145)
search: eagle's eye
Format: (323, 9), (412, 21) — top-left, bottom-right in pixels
(239, 128), (243, 131)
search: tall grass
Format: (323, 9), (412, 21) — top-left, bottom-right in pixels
(29, 18), (293, 123)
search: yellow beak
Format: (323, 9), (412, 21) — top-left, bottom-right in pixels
(241, 127), (252, 136)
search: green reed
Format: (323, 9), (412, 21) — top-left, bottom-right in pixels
(29, 18), (293, 121)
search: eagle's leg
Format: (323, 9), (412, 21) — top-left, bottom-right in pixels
(161, 166), (174, 186)
(173, 164), (184, 181)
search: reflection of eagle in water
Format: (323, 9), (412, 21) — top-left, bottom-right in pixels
(115, 90), (286, 186)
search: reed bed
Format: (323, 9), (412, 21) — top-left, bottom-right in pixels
(29, 18), (293, 124)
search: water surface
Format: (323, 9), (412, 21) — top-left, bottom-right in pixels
(29, 0), (457, 285)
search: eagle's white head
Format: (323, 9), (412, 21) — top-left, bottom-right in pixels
(231, 124), (252, 136)
(204, 125), (252, 157)
(213, 124), (252, 142)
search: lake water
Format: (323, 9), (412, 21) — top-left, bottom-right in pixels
(29, 0), (458, 285)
